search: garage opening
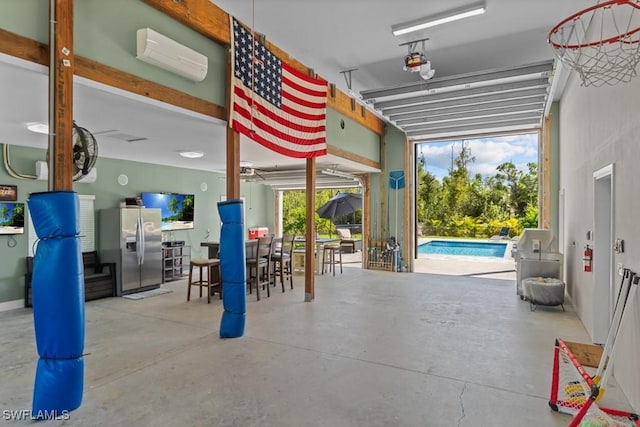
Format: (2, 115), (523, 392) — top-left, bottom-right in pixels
(414, 132), (539, 278)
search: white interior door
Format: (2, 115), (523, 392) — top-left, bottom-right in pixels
(593, 165), (614, 344)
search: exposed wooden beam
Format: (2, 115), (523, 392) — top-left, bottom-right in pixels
(140, 0), (231, 45)
(326, 145), (380, 171)
(0, 29), (226, 122)
(50, 0), (74, 190)
(76, 57), (226, 120)
(141, 0), (385, 136)
(0, 28), (48, 64)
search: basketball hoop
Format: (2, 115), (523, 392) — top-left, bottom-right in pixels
(548, 0), (640, 86)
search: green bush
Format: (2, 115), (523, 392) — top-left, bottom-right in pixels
(422, 216), (523, 238)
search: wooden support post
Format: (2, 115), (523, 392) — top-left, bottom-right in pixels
(274, 189), (282, 236)
(403, 135), (412, 272)
(226, 127), (240, 199)
(362, 175), (370, 269)
(305, 157), (316, 302)
(50, 0), (74, 191)
(225, 47), (240, 200)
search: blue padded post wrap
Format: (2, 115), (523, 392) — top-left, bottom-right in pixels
(27, 191), (84, 416)
(217, 199), (246, 338)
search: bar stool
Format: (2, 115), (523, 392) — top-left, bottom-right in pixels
(271, 234), (295, 291)
(321, 243), (343, 276)
(188, 258), (221, 303)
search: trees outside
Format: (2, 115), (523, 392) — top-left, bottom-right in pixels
(418, 142), (538, 238)
(0, 204), (8, 223)
(282, 138), (537, 240)
(282, 188), (361, 236)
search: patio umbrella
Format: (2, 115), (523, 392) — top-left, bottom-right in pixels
(317, 192), (362, 220)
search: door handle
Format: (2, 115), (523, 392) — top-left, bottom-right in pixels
(136, 216), (143, 265)
(140, 216), (145, 265)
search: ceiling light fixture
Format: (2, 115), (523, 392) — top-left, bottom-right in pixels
(27, 122), (49, 134)
(321, 169), (359, 181)
(179, 151), (204, 159)
(391, 2), (486, 36)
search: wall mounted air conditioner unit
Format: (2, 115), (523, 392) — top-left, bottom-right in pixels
(35, 161), (97, 183)
(136, 28), (208, 82)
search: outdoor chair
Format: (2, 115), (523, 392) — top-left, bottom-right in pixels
(490, 227), (511, 241)
(336, 228), (362, 253)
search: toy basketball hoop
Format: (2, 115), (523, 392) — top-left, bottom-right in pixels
(548, 0), (640, 86)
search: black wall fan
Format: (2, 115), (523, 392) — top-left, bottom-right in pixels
(72, 121), (98, 181)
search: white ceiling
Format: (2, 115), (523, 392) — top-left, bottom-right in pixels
(213, 0), (591, 92)
(0, 1), (594, 185)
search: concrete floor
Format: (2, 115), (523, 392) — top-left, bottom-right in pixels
(0, 258), (633, 426)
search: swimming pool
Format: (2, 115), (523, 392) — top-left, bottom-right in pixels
(418, 240), (507, 258)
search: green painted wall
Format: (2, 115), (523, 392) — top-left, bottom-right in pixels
(383, 125), (407, 247)
(0, 145), (274, 304)
(368, 172), (383, 241)
(0, 0), (48, 42)
(326, 109), (380, 163)
(0, 0), (226, 105)
(0, 0), (396, 281)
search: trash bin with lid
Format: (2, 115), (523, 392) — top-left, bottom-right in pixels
(522, 277), (565, 311)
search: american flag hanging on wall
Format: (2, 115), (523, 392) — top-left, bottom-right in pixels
(229, 17), (328, 158)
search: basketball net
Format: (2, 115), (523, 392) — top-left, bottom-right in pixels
(548, 0), (640, 87)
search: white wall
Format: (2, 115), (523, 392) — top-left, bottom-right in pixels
(559, 69), (640, 411)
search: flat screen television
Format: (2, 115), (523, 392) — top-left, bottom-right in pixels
(140, 192), (194, 231)
(0, 202), (25, 235)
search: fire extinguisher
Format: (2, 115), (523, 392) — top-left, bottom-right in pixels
(583, 245), (593, 272)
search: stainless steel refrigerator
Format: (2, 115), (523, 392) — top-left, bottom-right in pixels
(99, 208), (163, 295)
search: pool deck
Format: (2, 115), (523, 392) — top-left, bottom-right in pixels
(338, 239), (518, 281)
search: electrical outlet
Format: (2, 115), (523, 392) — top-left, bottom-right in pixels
(617, 262), (624, 276)
(532, 239), (541, 252)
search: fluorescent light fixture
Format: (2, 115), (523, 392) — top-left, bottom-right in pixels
(239, 160), (254, 167)
(321, 169), (359, 181)
(179, 151), (204, 159)
(27, 122), (49, 134)
(392, 2), (486, 36)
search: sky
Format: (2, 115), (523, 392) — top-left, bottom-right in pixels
(416, 133), (538, 181)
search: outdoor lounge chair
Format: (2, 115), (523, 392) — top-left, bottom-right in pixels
(490, 227), (511, 241)
(336, 228), (362, 253)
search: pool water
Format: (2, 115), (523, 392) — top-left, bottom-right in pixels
(418, 240), (507, 258)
